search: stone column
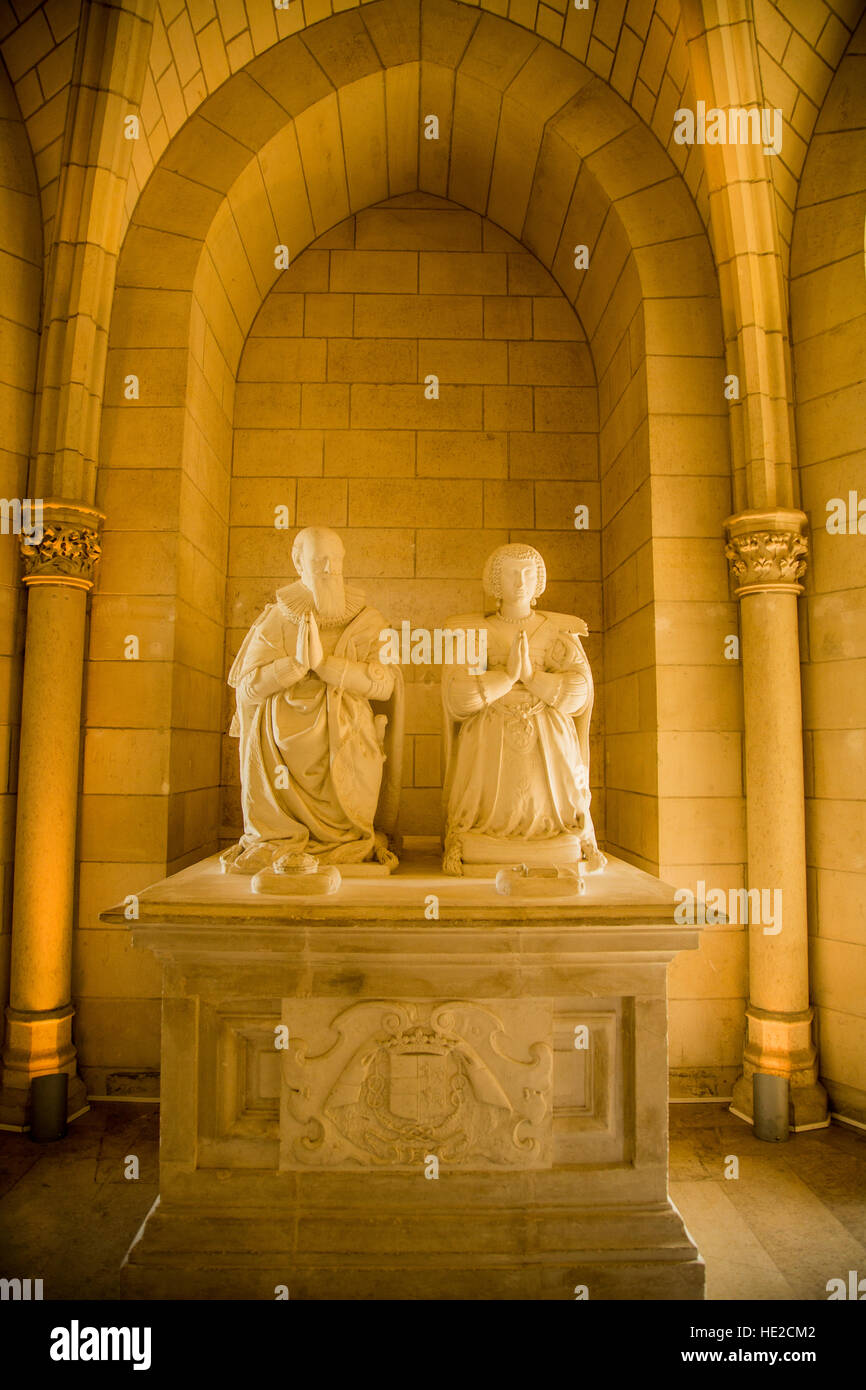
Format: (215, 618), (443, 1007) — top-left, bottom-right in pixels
(725, 509), (828, 1130)
(0, 501), (103, 1129)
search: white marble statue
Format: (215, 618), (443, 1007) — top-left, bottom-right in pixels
(222, 527), (402, 874)
(441, 542), (606, 877)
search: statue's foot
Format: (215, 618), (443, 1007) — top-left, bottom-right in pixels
(219, 844), (244, 873)
(229, 844), (277, 875)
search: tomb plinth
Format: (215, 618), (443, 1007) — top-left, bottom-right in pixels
(106, 851), (705, 1300)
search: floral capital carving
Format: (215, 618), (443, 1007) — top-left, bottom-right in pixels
(20, 502), (105, 590)
(724, 510), (809, 596)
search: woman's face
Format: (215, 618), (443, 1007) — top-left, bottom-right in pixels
(498, 556), (537, 606)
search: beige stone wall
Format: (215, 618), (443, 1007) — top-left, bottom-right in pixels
(590, 182), (745, 1099)
(75, 12), (752, 1094)
(792, 18), (866, 1124)
(53, 1), (864, 1106)
(79, 171), (235, 1099)
(77, 319), (230, 1095)
(222, 198), (603, 842)
(752, 0), (849, 268)
(0, 63), (39, 1026)
(0, 0), (859, 1123)
(0, 0), (79, 253)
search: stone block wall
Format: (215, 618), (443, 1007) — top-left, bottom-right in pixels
(48, 0), (860, 1108)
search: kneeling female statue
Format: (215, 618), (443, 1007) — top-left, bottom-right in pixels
(441, 542), (606, 877)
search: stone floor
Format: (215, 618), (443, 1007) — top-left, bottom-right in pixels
(0, 1103), (160, 1300)
(0, 1101), (863, 1300)
(669, 1104), (866, 1300)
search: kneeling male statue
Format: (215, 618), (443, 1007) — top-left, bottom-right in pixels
(222, 526), (402, 875)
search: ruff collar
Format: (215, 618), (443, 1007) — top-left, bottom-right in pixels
(275, 580), (367, 628)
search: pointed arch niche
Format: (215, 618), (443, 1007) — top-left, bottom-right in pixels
(81, 9), (742, 1096)
(222, 198), (603, 846)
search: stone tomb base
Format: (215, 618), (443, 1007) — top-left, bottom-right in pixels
(107, 853), (705, 1300)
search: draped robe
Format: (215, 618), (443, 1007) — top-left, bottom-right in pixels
(228, 583), (402, 864)
(441, 611), (600, 867)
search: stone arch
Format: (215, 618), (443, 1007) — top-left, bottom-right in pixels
(126, 0), (863, 265)
(790, 14), (866, 1123)
(4, 0), (861, 292)
(221, 198), (604, 845)
(81, 14), (741, 1090)
(130, 1), (704, 233)
(94, 17), (734, 861)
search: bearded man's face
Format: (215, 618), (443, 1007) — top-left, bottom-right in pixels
(300, 543), (345, 619)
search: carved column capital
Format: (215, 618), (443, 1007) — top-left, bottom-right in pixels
(19, 499), (105, 591)
(724, 509), (809, 597)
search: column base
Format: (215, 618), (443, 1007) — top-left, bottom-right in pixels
(730, 1005), (829, 1131)
(0, 1003), (89, 1131)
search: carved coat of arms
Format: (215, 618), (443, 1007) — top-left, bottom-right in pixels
(280, 1000), (552, 1169)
